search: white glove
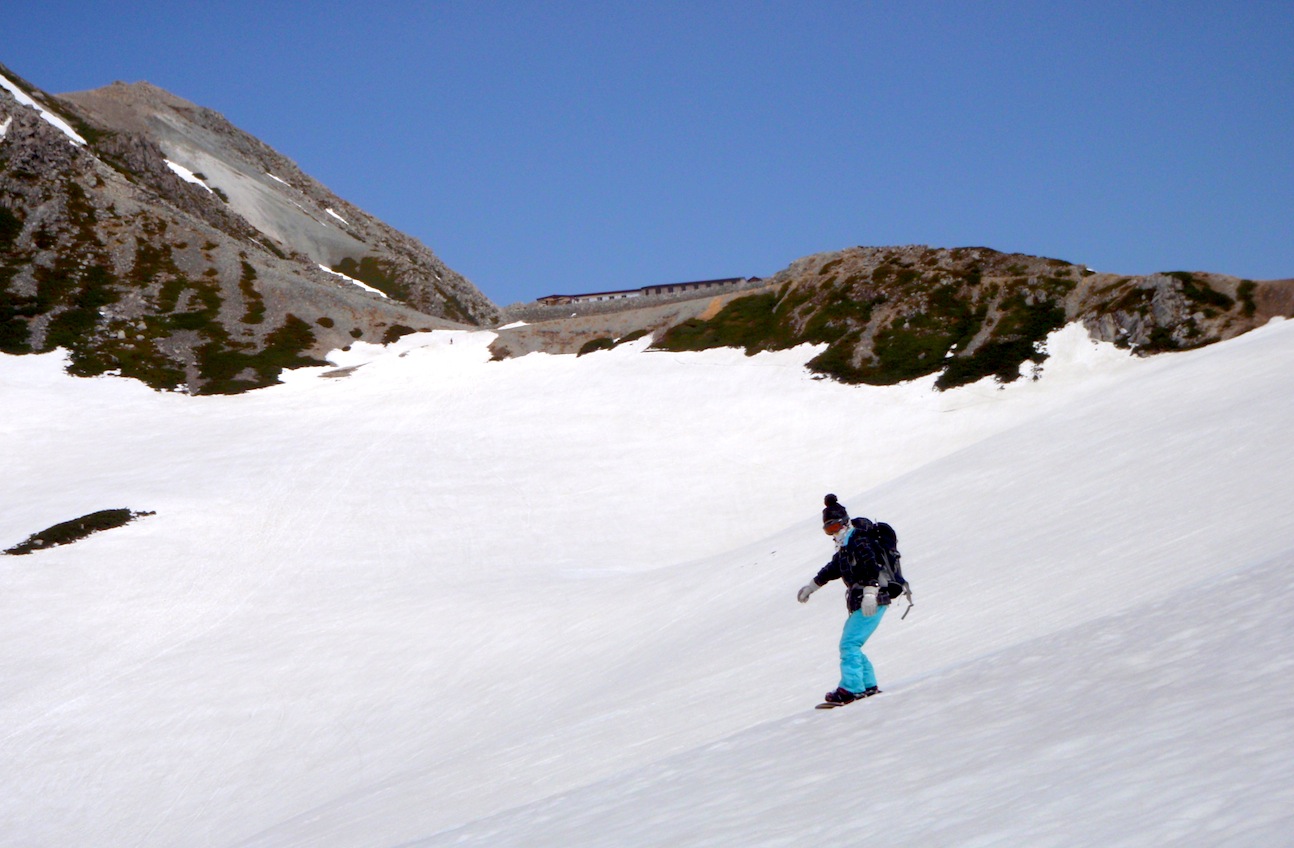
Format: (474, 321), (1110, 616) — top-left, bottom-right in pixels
(860, 586), (878, 617)
(797, 582), (820, 603)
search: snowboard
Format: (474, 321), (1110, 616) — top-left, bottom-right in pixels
(814, 689), (881, 709)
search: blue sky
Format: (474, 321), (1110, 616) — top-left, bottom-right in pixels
(5, 1), (1291, 305)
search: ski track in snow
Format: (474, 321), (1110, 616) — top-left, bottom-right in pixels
(1, 320), (1292, 847)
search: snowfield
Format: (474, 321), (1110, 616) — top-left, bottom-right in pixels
(1, 320), (1292, 847)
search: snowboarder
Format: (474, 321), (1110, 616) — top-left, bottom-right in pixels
(798, 499), (891, 706)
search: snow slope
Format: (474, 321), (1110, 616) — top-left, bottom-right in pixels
(1, 320), (1291, 847)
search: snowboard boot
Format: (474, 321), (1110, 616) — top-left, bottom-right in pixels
(823, 686), (881, 705)
(823, 687), (861, 705)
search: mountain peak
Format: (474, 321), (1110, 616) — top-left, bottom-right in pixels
(1, 63), (499, 393)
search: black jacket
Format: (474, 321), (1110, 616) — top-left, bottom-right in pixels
(813, 527), (893, 612)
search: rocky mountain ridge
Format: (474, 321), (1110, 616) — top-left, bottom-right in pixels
(496, 245), (1293, 389)
(0, 61), (498, 393)
(689, 244), (1293, 388)
(5, 60), (1289, 396)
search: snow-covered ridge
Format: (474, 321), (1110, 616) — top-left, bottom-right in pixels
(0, 70), (87, 146)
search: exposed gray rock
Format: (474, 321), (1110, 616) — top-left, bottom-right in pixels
(58, 80), (498, 324)
(0, 62), (498, 393)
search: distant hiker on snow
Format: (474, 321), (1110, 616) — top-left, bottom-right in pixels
(798, 495), (895, 707)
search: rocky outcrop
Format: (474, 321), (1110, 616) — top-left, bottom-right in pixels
(0, 62), (498, 393)
(511, 244), (1290, 389)
(653, 245), (1292, 387)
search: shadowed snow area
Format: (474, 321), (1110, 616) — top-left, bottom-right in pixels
(2, 320), (1292, 847)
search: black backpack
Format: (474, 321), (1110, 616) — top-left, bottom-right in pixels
(852, 517), (914, 619)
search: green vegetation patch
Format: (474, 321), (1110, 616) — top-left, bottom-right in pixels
(0, 174), (340, 394)
(578, 329), (650, 356)
(334, 256), (410, 301)
(656, 278), (984, 386)
(804, 330), (866, 381)
(652, 292), (797, 353)
(614, 329), (649, 347)
(1136, 324), (1193, 354)
(0, 279), (37, 354)
(5, 508), (155, 555)
(577, 337), (615, 356)
(0, 205), (36, 353)
(573, 328), (656, 357)
(858, 313), (978, 386)
(196, 314), (327, 394)
(43, 264), (121, 357)
(381, 324), (417, 344)
(653, 267), (1081, 390)
(239, 260), (265, 324)
(801, 282), (883, 343)
(871, 264), (923, 289)
(937, 297), (1066, 389)
(1238, 280), (1257, 317)
(0, 205), (22, 248)
(18, 181), (142, 378)
(840, 283), (985, 386)
(1168, 272), (1235, 313)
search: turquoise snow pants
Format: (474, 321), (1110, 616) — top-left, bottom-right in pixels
(839, 605), (887, 693)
